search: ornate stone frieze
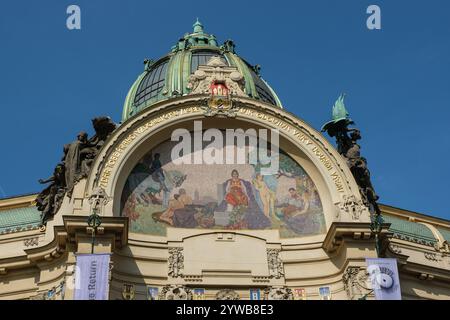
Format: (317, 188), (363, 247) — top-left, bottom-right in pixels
(252, 276), (270, 283)
(187, 56), (245, 118)
(187, 56), (246, 97)
(215, 289), (240, 300)
(424, 251), (442, 262)
(199, 98), (239, 118)
(336, 195), (365, 220)
(342, 266), (372, 300)
(159, 285), (193, 300)
(392, 233), (434, 247)
(264, 287), (293, 300)
(267, 249), (284, 279)
(184, 275), (202, 282)
(434, 240), (450, 254)
(23, 237), (39, 247)
(168, 247), (184, 278)
(389, 243), (402, 254)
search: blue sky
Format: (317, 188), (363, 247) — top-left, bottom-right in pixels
(0, 0), (449, 219)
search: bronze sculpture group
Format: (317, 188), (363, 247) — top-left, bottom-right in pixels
(322, 94), (381, 217)
(36, 117), (116, 225)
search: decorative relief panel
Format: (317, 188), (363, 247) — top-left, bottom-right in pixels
(267, 249), (284, 279)
(168, 247), (184, 278)
(159, 285), (193, 300)
(215, 289), (240, 300)
(23, 237), (39, 247)
(342, 267), (372, 300)
(187, 56), (246, 97)
(389, 244), (402, 254)
(424, 251), (442, 262)
(434, 241), (450, 254)
(335, 195), (366, 220)
(264, 286), (293, 300)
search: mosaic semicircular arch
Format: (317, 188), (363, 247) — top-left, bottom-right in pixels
(120, 133), (326, 238)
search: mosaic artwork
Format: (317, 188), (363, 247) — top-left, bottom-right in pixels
(120, 138), (326, 238)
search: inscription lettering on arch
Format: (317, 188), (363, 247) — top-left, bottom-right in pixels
(98, 105), (345, 194)
(238, 107), (345, 193)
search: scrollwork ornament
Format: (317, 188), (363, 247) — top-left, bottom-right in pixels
(215, 289), (240, 300)
(336, 195), (365, 220)
(159, 285), (193, 300)
(267, 249), (284, 279)
(264, 287), (293, 300)
(168, 247), (184, 278)
(342, 267), (372, 300)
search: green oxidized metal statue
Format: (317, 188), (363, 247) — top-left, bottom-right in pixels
(322, 94), (383, 254)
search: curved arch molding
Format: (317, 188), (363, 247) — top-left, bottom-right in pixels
(85, 96), (370, 227)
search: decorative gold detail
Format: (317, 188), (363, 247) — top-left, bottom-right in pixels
(99, 107), (200, 189)
(97, 102), (352, 196)
(237, 106), (346, 193)
(122, 284), (135, 300)
(200, 97), (239, 118)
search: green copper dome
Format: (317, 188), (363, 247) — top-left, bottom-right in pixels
(122, 20), (283, 121)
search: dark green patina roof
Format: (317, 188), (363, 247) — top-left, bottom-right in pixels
(122, 19), (282, 121)
(0, 206), (41, 234)
(383, 215), (437, 246)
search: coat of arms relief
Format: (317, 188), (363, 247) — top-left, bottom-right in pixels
(187, 56), (246, 117)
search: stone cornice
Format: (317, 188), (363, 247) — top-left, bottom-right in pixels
(0, 216), (128, 275)
(322, 222), (392, 253)
(0, 194), (37, 210)
(62, 215), (129, 250)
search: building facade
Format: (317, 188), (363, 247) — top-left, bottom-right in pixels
(0, 21), (449, 300)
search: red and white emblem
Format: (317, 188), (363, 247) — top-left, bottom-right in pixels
(210, 82), (229, 96)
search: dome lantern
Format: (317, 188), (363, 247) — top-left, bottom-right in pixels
(193, 18), (204, 34)
(122, 20), (283, 121)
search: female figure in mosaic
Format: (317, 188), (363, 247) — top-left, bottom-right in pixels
(252, 173), (276, 217)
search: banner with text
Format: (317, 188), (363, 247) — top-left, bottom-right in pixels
(366, 258), (401, 300)
(74, 254), (110, 300)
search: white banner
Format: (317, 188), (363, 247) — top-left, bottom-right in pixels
(366, 258), (402, 300)
(74, 254), (110, 300)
